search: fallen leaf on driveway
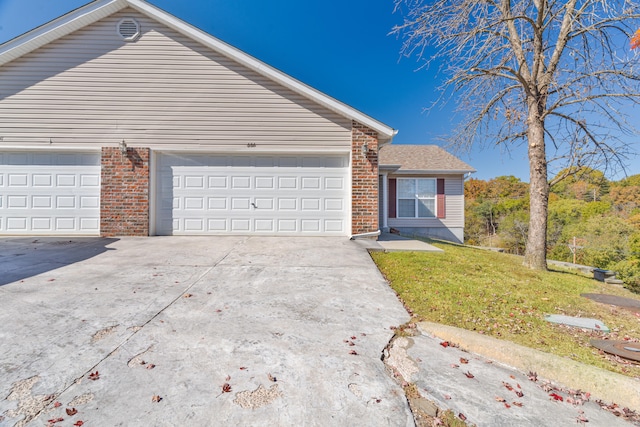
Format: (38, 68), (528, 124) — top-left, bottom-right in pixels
(440, 341), (450, 348)
(53, 401), (62, 408)
(47, 418), (64, 424)
(183, 293), (193, 298)
(222, 383), (232, 393)
(73, 421), (84, 426)
(65, 408), (78, 416)
(550, 393), (564, 401)
(145, 364), (156, 370)
(268, 373), (277, 382)
(464, 371), (474, 379)
(88, 371), (100, 381)
(512, 401), (524, 407)
(152, 395), (162, 402)
(458, 413), (467, 421)
(460, 358), (469, 364)
(349, 350), (358, 355)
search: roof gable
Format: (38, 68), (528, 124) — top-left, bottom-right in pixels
(0, 0), (395, 141)
(379, 144), (475, 174)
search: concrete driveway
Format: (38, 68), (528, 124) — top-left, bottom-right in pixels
(0, 236), (412, 426)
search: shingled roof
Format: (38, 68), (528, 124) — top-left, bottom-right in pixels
(379, 144), (475, 174)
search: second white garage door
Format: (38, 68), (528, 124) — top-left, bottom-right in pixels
(0, 151), (101, 235)
(156, 154), (349, 236)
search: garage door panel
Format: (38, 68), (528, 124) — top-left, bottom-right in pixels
(9, 174), (28, 186)
(157, 154), (349, 236)
(208, 176), (227, 188)
(208, 218), (227, 231)
(325, 220), (344, 232)
(8, 196), (27, 208)
(278, 177), (298, 189)
(325, 177), (345, 189)
(0, 152), (101, 235)
(80, 174), (100, 187)
(33, 174), (53, 186)
(254, 198), (274, 210)
(32, 218), (52, 231)
(255, 176), (274, 189)
(231, 218), (251, 231)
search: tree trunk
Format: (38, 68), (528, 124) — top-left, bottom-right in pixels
(524, 98), (549, 270)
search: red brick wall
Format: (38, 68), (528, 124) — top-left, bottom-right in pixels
(351, 121), (379, 235)
(100, 147), (150, 236)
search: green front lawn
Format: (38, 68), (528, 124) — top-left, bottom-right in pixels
(371, 241), (640, 378)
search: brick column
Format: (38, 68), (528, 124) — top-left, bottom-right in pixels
(351, 121), (379, 235)
(100, 147), (150, 236)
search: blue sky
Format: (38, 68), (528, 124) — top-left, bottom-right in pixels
(0, 0), (637, 182)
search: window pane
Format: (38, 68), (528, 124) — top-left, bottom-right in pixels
(417, 179), (436, 198)
(398, 199), (415, 217)
(398, 179), (415, 198)
(418, 199), (436, 218)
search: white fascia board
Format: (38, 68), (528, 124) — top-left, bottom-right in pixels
(0, 0), (127, 67)
(126, 0), (397, 141)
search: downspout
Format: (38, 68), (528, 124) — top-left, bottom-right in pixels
(350, 230), (381, 240)
(382, 172), (389, 232)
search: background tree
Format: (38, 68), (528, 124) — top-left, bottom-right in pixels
(393, 0), (640, 270)
(633, 28), (640, 49)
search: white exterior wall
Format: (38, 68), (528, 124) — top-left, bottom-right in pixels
(0, 8), (352, 152)
(387, 175), (465, 229)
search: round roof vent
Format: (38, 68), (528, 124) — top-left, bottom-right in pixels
(117, 18), (140, 41)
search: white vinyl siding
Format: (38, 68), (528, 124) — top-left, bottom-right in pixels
(389, 175), (465, 228)
(0, 151), (100, 235)
(0, 8), (351, 150)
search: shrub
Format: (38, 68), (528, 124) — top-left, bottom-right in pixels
(612, 259), (640, 294)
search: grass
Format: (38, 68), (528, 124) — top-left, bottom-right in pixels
(371, 240), (640, 378)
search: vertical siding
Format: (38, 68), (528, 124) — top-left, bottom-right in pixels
(0, 8), (352, 150)
(387, 175), (465, 229)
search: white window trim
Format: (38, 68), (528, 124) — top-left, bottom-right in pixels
(397, 178), (437, 218)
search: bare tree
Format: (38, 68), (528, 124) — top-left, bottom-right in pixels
(393, 0), (640, 269)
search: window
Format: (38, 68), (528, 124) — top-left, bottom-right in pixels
(397, 178), (436, 218)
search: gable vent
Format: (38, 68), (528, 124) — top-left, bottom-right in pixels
(117, 18), (140, 41)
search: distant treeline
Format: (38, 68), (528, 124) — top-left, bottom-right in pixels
(465, 168), (640, 292)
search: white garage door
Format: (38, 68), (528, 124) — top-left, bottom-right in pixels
(0, 152), (101, 235)
(156, 154), (349, 236)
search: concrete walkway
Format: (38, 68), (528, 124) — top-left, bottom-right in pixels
(385, 323), (639, 426)
(356, 233), (444, 253)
